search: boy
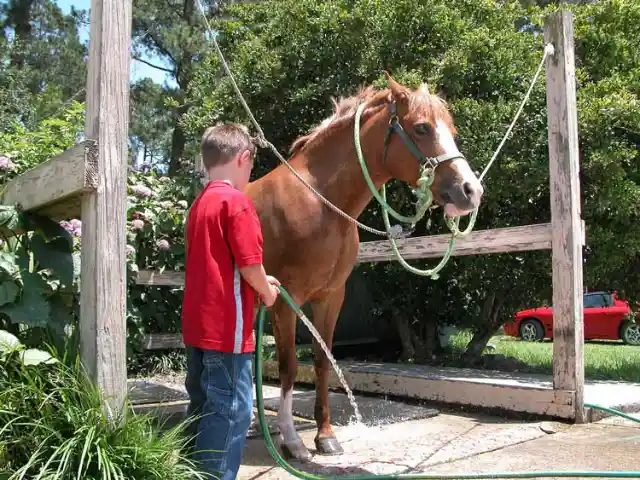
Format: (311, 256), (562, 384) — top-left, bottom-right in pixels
(181, 123), (280, 480)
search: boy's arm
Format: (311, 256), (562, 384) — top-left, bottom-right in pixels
(227, 203), (273, 301)
(238, 264), (273, 302)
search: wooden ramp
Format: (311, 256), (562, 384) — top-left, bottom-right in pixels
(128, 361), (640, 426)
(260, 360), (640, 422)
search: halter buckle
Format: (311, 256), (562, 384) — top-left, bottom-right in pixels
(424, 156), (441, 169)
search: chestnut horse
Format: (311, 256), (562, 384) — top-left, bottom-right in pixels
(244, 73), (483, 461)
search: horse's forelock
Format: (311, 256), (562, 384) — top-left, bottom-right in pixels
(407, 84), (455, 134)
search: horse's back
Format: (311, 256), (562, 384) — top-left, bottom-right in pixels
(245, 167), (360, 299)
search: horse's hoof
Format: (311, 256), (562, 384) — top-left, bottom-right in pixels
(314, 436), (344, 455)
(281, 440), (312, 462)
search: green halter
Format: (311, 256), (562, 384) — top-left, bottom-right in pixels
(354, 100), (477, 279)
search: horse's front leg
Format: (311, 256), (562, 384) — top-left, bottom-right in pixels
(271, 295), (313, 462)
(310, 285), (346, 455)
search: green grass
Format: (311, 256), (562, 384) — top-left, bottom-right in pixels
(449, 331), (640, 382)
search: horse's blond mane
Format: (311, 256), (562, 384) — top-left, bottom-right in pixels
(289, 83), (453, 155)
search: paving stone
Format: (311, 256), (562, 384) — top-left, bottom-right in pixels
(128, 379), (189, 404)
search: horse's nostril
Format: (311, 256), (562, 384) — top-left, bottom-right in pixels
(463, 182), (474, 198)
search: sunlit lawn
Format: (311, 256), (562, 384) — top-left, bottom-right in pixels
(450, 331), (640, 383)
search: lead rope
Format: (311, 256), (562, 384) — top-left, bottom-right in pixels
(445, 42), (556, 238)
(354, 102), (455, 279)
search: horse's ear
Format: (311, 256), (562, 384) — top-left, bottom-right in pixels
(383, 71), (409, 103)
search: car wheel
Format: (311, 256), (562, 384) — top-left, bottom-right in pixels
(620, 322), (640, 346)
(519, 318), (544, 342)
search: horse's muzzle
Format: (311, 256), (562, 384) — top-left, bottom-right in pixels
(443, 180), (484, 216)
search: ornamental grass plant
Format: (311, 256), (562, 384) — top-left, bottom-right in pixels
(0, 330), (207, 480)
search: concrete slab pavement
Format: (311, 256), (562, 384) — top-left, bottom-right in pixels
(238, 414), (640, 479)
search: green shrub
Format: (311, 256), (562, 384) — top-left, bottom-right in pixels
(181, 0), (640, 360)
(0, 106), (202, 357)
(0, 330), (206, 480)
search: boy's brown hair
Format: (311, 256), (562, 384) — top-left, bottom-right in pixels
(201, 123), (256, 168)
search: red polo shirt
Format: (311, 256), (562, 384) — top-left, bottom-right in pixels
(181, 180), (263, 354)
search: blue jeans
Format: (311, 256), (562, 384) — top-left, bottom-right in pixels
(185, 346), (254, 480)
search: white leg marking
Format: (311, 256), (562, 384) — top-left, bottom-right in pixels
(277, 388), (299, 444)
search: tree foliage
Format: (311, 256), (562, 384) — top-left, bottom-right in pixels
(0, 0), (638, 366)
(0, 0), (87, 129)
(181, 0), (640, 360)
(130, 0), (243, 174)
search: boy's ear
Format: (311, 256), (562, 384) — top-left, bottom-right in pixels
(237, 148), (252, 166)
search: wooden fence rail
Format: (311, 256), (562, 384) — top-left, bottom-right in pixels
(135, 221), (584, 286)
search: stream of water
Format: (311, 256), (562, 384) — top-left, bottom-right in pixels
(296, 310), (363, 425)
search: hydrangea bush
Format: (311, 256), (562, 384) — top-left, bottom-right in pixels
(1, 99), (204, 358)
(124, 165), (204, 355)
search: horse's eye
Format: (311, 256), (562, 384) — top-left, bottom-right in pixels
(414, 122), (432, 135)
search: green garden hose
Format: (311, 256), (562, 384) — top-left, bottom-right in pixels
(254, 287), (640, 479)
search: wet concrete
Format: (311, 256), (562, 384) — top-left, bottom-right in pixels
(238, 404), (640, 479)
(128, 377), (640, 478)
(261, 359), (640, 422)
(261, 389), (439, 427)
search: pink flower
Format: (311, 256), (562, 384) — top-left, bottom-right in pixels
(156, 239), (170, 251)
(0, 156), (15, 171)
(61, 219), (82, 237)
(131, 184), (153, 198)
(126, 244), (135, 255)
(131, 219), (145, 230)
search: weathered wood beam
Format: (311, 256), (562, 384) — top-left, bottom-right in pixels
(357, 222), (566, 263)
(135, 222), (576, 286)
(545, 10), (585, 423)
(136, 269), (185, 286)
(140, 332), (374, 351)
(0, 141), (98, 219)
(79, 0), (132, 417)
(261, 360), (576, 419)
(142, 333), (185, 350)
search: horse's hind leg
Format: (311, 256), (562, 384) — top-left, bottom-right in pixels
(271, 296), (312, 462)
(310, 285), (346, 455)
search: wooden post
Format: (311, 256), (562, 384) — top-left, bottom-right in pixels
(80, 0), (132, 416)
(544, 10), (585, 423)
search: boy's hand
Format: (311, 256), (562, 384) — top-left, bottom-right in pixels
(266, 275), (281, 287)
(261, 283), (280, 307)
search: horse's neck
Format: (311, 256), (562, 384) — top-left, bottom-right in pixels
(296, 118), (390, 220)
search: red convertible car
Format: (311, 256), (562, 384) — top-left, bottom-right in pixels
(503, 291), (639, 345)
